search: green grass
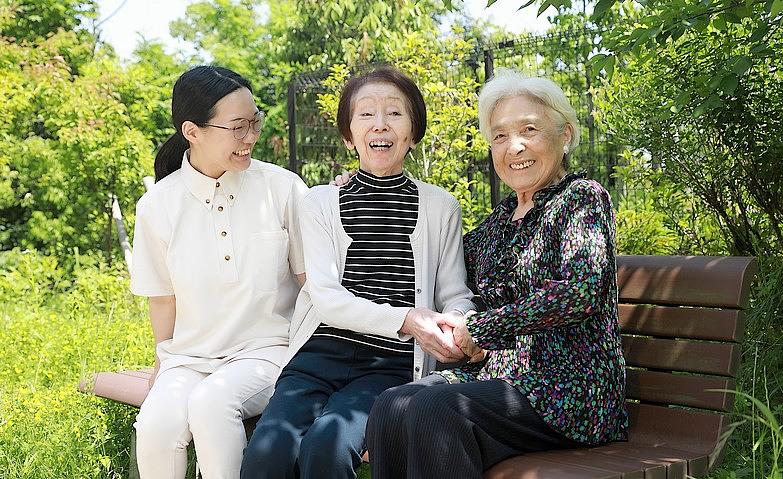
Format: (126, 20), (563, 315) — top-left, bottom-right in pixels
(0, 249), (151, 478)
(707, 257), (783, 479)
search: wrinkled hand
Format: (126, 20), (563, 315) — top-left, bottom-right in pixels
(441, 312), (487, 363)
(329, 170), (357, 187)
(400, 308), (465, 363)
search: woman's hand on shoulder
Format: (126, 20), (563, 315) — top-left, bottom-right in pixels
(329, 170), (356, 187)
(401, 308), (465, 363)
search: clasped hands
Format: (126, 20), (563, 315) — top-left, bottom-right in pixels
(400, 308), (487, 364)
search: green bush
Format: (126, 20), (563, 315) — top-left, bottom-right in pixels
(613, 152), (727, 255)
(616, 207), (678, 255)
(0, 249), (151, 478)
(0, 249), (67, 304)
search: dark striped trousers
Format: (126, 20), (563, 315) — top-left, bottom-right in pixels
(365, 374), (580, 479)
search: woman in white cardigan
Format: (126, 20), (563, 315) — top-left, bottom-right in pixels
(241, 66), (475, 479)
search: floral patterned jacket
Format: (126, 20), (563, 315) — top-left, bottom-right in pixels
(438, 173), (629, 445)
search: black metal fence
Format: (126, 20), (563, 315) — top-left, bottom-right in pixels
(287, 70), (349, 186)
(287, 28), (624, 219)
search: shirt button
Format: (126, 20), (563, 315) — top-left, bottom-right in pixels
(229, 194), (234, 200)
(224, 255), (231, 261)
(205, 199), (210, 204)
(218, 206), (224, 212)
(216, 181), (221, 187)
(220, 231), (227, 237)
(416, 288), (422, 294)
(414, 366), (421, 372)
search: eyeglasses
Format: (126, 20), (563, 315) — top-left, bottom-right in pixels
(202, 110), (265, 140)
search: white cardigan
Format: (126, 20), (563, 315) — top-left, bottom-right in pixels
(286, 180), (476, 379)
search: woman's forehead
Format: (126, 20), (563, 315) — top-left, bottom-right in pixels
(491, 95), (552, 126)
(212, 88), (257, 119)
(352, 82), (407, 104)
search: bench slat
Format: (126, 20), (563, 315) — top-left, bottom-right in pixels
(532, 443), (710, 479)
(619, 304), (744, 342)
(622, 337), (739, 376)
(587, 443), (695, 479)
(617, 256), (756, 308)
(626, 369), (735, 412)
(485, 455), (624, 479)
(119, 369), (155, 379)
(523, 448), (661, 479)
(628, 403), (724, 462)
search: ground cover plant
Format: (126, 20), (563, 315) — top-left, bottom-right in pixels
(0, 249), (151, 478)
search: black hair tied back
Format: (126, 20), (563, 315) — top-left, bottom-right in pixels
(153, 66), (252, 182)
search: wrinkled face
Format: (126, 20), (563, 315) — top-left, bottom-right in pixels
(343, 82), (415, 177)
(188, 87), (261, 177)
(489, 94), (570, 198)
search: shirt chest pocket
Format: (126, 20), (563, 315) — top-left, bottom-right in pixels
(237, 230), (290, 292)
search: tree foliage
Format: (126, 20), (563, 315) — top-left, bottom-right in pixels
(504, 0), (783, 256)
(0, 6), (179, 262)
(0, 0), (96, 41)
(597, 19), (783, 255)
(171, 0), (452, 166)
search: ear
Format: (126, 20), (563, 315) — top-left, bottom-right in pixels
(561, 124), (573, 149)
(182, 121), (200, 144)
(342, 137), (354, 150)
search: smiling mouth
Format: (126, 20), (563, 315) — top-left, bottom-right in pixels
(233, 148), (251, 156)
(510, 160), (534, 170)
(369, 140), (393, 151)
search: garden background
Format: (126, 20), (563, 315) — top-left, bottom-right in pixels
(0, 0), (781, 477)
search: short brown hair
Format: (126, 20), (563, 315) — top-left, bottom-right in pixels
(336, 66), (427, 145)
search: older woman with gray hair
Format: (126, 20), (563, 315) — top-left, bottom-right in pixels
(365, 68), (628, 478)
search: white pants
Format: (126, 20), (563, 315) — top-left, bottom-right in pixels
(134, 359), (279, 479)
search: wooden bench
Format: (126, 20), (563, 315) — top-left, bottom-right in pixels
(79, 255), (757, 479)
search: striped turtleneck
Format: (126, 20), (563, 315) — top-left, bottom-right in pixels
(313, 169), (419, 354)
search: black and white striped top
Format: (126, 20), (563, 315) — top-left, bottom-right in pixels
(313, 169), (419, 354)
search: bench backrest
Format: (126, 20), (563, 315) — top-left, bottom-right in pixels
(616, 255), (757, 473)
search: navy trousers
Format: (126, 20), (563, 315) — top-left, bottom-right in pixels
(366, 374), (581, 479)
(240, 336), (412, 479)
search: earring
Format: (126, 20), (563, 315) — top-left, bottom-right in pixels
(563, 145), (570, 155)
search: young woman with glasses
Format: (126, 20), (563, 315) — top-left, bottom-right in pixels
(130, 65), (309, 479)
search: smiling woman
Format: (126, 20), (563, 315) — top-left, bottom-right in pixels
(337, 70), (425, 177)
(478, 70), (580, 220)
(241, 66), (476, 479)
(488, 95), (570, 204)
(181, 87), (262, 177)
(365, 68), (628, 479)
(342, 82), (415, 176)
(130, 65), (309, 479)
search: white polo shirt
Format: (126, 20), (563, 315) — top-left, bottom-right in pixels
(130, 153), (308, 374)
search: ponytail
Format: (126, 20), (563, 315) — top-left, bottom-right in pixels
(154, 131), (189, 182)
